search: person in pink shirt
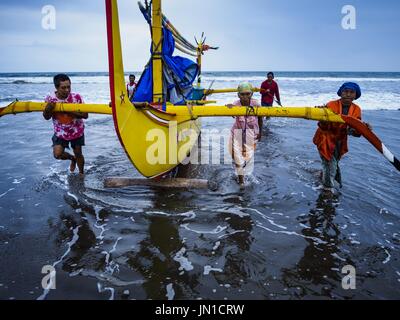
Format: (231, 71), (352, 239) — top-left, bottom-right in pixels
(228, 82), (263, 188)
(43, 74), (88, 175)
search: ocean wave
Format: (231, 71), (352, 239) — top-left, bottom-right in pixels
(279, 77), (400, 82)
(0, 77), (110, 85)
(202, 76), (400, 83)
(5, 80), (105, 85)
(12, 80), (32, 84)
(1, 73), (400, 85)
(0, 76), (400, 87)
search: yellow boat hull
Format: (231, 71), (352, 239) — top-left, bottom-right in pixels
(106, 0), (201, 178)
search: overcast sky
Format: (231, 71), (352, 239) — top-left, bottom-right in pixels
(0, 0), (399, 72)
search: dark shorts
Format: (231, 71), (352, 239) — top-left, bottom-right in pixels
(52, 134), (85, 149)
(262, 102), (273, 107)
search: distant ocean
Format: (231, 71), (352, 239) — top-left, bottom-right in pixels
(1, 71), (400, 110)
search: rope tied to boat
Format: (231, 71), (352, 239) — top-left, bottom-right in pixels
(185, 102), (196, 120)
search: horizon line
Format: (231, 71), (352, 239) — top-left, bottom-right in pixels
(1, 70), (400, 75)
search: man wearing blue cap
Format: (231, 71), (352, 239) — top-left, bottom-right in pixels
(313, 82), (371, 190)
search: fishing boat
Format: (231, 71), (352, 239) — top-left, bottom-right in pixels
(0, 0), (399, 177)
(106, 0), (206, 178)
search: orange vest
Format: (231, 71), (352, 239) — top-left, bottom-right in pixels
(54, 112), (75, 125)
(313, 100), (361, 161)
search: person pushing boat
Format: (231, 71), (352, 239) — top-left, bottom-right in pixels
(228, 82), (263, 188)
(313, 82), (372, 190)
(43, 74), (88, 175)
(260, 72), (281, 107)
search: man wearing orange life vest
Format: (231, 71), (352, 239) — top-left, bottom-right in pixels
(313, 82), (371, 189)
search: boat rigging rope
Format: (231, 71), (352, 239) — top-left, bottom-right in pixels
(139, 2), (199, 52)
(202, 80), (215, 100)
(184, 102), (201, 133)
(175, 42), (198, 57)
(242, 105), (257, 152)
(185, 103), (195, 119)
(173, 36), (197, 53)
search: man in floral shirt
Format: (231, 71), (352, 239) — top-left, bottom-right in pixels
(43, 74), (88, 175)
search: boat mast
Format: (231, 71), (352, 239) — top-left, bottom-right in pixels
(152, 0), (163, 104)
(196, 43), (202, 87)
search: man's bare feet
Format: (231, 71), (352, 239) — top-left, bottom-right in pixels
(70, 157), (77, 173)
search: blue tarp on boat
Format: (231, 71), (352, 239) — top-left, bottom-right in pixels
(133, 28), (199, 105)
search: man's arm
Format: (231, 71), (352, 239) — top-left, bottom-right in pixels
(70, 95), (88, 119)
(348, 108), (363, 137)
(318, 121), (331, 131)
(43, 102), (56, 120)
(69, 112), (89, 119)
(348, 127), (361, 137)
(259, 82), (267, 95)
